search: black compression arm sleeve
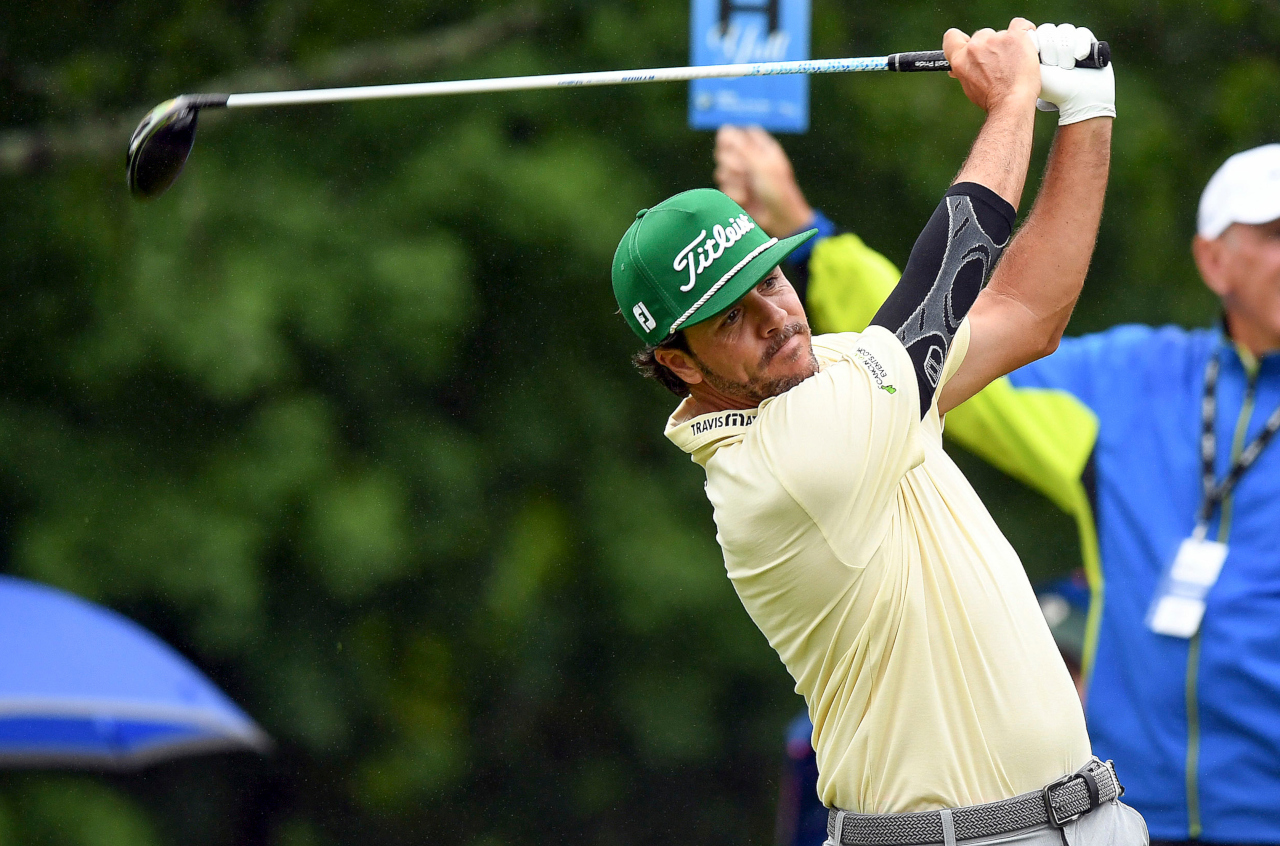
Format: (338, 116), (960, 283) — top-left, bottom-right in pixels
(870, 182), (1015, 417)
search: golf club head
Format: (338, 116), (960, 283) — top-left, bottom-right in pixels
(126, 94), (228, 200)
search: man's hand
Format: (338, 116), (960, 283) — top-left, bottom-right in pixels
(943, 19), (1041, 115)
(713, 126), (814, 238)
(1031, 23), (1116, 125)
(946, 20), (1041, 210)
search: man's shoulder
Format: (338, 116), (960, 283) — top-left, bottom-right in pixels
(811, 329), (863, 356)
(812, 326), (902, 361)
(753, 327), (923, 465)
(809, 327), (916, 397)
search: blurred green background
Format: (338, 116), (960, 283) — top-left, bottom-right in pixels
(0, 0), (1277, 843)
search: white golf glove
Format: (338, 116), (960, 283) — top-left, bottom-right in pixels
(1029, 23), (1116, 125)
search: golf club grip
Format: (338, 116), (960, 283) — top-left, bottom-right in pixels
(889, 41), (1111, 72)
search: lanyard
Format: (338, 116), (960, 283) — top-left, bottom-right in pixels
(1195, 351), (1280, 535)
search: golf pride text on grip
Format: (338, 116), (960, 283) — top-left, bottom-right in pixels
(890, 41), (1111, 72)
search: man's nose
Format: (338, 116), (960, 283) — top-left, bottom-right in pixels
(747, 289), (789, 334)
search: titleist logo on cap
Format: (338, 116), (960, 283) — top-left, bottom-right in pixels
(673, 214), (757, 292)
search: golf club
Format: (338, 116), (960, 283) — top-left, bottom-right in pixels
(127, 42), (1110, 200)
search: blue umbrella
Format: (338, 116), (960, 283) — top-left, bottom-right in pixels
(0, 575), (269, 768)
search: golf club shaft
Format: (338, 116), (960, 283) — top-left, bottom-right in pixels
(178, 42), (1103, 110)
(223, 56), (895, 108)
(126, 42), (1109, 198)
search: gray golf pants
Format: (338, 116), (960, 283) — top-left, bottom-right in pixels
(932, 799), (1149, 846)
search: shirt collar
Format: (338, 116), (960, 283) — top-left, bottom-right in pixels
(1235, 339), (1261, 378)
(1216, 315), (1280, 377)
(664, 400), (760, 467)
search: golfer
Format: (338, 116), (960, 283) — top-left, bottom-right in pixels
(612, 20), (1145, 846)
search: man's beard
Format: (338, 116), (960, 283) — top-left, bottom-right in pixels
(693, 322), (819, 405)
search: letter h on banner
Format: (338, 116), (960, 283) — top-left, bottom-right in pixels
(719, 0), (778, 34)
(689, 0), (809, 133)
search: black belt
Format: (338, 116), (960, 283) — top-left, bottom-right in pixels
(826, 758), (1123, 845)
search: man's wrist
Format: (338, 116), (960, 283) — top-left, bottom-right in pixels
(1052, 115), (1114, 149)
(1057, 115), (1114, 131)
(1050, 116), (1113, 161)
(987, 88), (1039, 116)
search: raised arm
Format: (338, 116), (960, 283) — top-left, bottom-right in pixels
(939, 119), (1112, 412)
(939, 24), (1115, 413)
(866, 21), (1115, 417)
(869, 19), (1040, 416)
(942, 22), (1040, 208)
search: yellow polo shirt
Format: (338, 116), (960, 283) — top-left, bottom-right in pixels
(665, 323), (1090, 813)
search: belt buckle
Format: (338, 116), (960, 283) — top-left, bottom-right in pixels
(1106, 759), (1125, 798)
(1043, 773), (1086, 828)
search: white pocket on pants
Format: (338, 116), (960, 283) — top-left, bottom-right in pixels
(1064, 800), (1149, 846)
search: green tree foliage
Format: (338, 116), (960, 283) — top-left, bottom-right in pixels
(0, 1), (1277, 843)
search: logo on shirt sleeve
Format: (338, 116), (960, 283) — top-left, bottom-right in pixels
(853, 347), (897, 394)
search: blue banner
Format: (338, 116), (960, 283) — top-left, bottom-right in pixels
(688, 0), (810, 133)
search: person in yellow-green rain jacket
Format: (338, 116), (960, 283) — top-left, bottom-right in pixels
(717, 127), (1280, 846)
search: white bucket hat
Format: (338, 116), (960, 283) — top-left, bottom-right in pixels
(1197, 144), (1280, 239)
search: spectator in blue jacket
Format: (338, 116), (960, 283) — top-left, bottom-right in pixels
(721, 131), (1280, 846)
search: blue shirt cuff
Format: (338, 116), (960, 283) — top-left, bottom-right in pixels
(784, 209), (837, 267)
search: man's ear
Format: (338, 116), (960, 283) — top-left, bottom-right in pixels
(653, 347), (703, 387)
(1193, 233), (1231, 298)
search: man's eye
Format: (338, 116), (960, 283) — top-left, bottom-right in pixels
(760, 276), (777, 290)
(723, 309), (740, 326)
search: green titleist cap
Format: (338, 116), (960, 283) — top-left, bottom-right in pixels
(612, 188), (816, 345)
